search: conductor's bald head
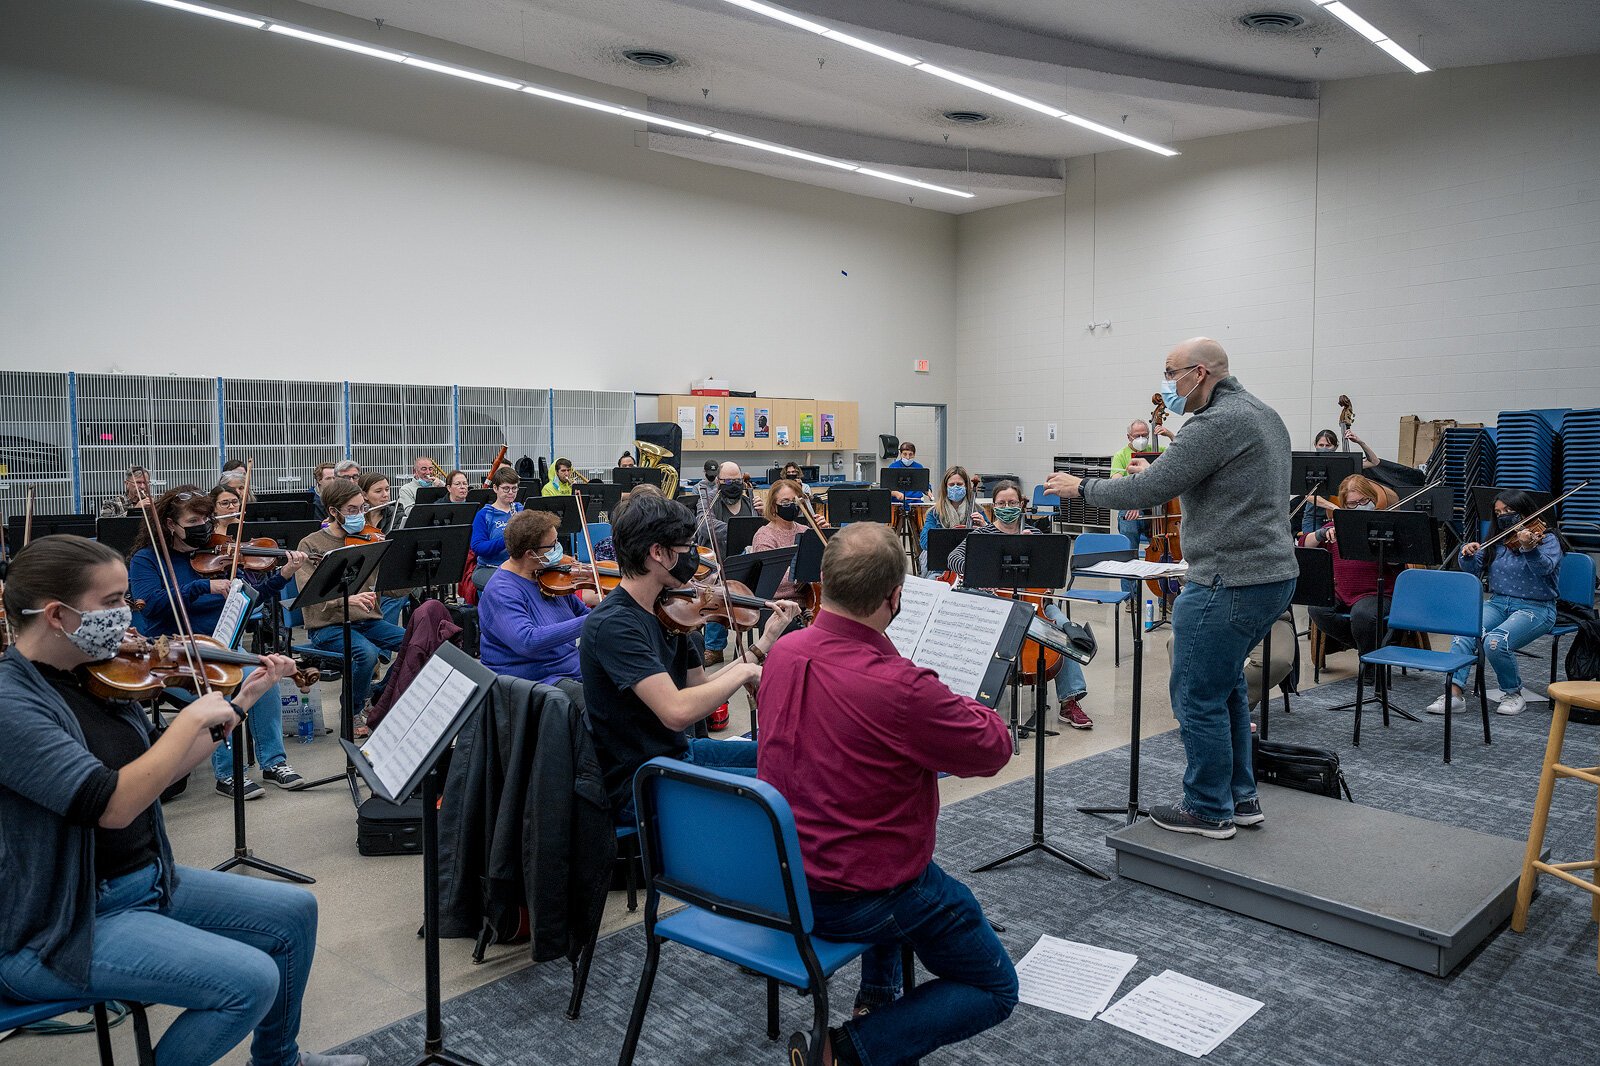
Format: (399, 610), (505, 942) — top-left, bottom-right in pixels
(1164, 336), (1231, 413)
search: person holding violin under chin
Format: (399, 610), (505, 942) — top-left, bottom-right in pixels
(128, 486), (308, 798)
(478, 510), (596, 685)
(581, 491), (799, 826)
(0, 536), (367, 1066)
(1428, 488), (1564, 718)
(210, 483), (311, 597)
(295, 481), (407, 740)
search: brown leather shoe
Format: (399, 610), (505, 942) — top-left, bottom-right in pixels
(703, 648), (724, 666)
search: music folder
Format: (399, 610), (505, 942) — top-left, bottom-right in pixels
(885, 574), (1032, 710)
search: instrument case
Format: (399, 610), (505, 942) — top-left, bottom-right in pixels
(356, 795), (424, 856)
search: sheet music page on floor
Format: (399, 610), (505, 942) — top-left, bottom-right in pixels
(359, 653), (478, 799)
(1096, 969), (1263, 1058)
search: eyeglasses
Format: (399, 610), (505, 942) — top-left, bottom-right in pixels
(1162, 364), (1201, 381)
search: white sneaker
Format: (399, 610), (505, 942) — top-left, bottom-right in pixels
(1496, 692), (1527, 716)
(1424, 693), (1451, 715)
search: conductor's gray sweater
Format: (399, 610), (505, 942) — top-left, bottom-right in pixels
(1083, 376), (1298, 588)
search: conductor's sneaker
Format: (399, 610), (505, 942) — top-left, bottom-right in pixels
(1233, 798), (1265, 827)
(1150, 803), (1235, 840)
(216, 776), (263, 801)
(1058, 699), (1093, 730)
(261, 763), (307, 790)
(1497, 691), (1528, 716)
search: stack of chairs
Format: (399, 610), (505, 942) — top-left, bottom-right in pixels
(1495, 409), (1565, 493)
(1428, 426), (1496, 536)
(1560, 409), (1600, 551)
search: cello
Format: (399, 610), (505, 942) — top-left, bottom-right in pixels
(1142, 394), (1183, 605)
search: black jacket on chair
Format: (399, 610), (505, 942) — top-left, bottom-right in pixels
(437, 676), (615, 963)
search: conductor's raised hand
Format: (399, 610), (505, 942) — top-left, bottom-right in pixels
(1044, 472), (1082, 500)
(1126, 457), (1151, 475)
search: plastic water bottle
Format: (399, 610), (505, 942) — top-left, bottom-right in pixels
(296, 688), (315, 744)
(1144, 599), (1155, 630)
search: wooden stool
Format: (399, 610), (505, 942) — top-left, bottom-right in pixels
(1512, 680), (1600, 971)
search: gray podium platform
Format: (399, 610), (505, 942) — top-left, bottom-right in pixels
(1107, 784), (1529, 976)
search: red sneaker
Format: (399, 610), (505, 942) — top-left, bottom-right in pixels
(1058, 699), (1093, 730)
(709, 703), (730, 732)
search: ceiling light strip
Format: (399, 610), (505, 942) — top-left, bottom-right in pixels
(124, 0), (973, 198)
(1313, 0), (1430, 73)
(717, 0), (1180, 156)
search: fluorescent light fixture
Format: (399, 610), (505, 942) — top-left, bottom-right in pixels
(721, 0), (829, 34)
(1062, 114), (1181, 157)
(1313, 0), (1431, 72)
(711, 131), (860, 171)
(402, 57), (522, 91)
(137, 0), (264, 28)
(520, 85), (625, 115)
(914, 63), (1067, 118)
(618, 109), (717, 136)
(265, 24), (404, 62)
(821, 30), (919, 66)
(1374, 37), (1431, 74)
(855, 168), (974, 198)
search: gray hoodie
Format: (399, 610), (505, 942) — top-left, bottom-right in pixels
(1083, 376), (1298, 588)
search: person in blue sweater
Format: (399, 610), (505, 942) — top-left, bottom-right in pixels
(1430, 489), (1564, 718)
(479, 510), (596, 684)
(470, 466), (524, 590)
(128, 486), (311, 799)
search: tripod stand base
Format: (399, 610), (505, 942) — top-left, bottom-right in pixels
(406, 1048), (484, 1066)
(1016, 711), (1059, 739)
(971, 839), (1110, 880)
(1076, 803), (1148, 826)
(214, 851), (315, 884)
(303, 765), (363, 806)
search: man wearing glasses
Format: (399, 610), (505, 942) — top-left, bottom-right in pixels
(1046, 337), (1296, 841)
(695, 461), (763, 666)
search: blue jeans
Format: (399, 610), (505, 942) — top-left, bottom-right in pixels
(307, 617), (406, 714)
(1168, 576), (1296, 822)
(379, 594), (408, 627)
(211, 667), (287, 780)
(810, 862), (1017, 1066)
(1117, 514), (1146, 596)
(1042, 604), (1087, 702)
(616, 738), (758, 825)
(1450, 595), (1557, 694)
(0, 862), (317, 1066)
(704, 620), (728, 652)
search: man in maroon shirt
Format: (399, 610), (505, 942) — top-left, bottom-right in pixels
(758, 523), (1016, 1066)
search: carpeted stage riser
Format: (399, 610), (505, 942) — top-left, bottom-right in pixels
(337, 638), (1599, 1064)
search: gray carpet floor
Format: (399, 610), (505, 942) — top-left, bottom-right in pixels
(336, 639), (1600, 1064)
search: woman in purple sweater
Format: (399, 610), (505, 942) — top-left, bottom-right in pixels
(478, 510), (596, 684)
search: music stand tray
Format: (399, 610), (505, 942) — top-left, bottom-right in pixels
(613, 467), (665, 490)
(721, 546), (798, 602)
(576, 482), (625, 517)
(521, 495), (580, 535)
(1333, 508), (1441, 726)
(406, 502), (481, 529)
(377, 525), (473, 600)
(240, 500), (317, 522)
(725, 516), (766, 556)
(879, 467), (931, 496)
(1404, 483), (1460, 521)
(827, 488), (892, 525)
(242, 518), (324, 550)
(414, 485), (448, 507)
(96, 515), (145, 557)
(924, 528), (970, 573)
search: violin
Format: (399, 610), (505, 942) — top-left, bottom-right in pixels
(654, 580), (776, 635)
(345, 522), (384, 547)
(1143, 393), (1183, 603)
(190, 533), (321, 576)
(537, 556), (622, 597)
(83, 633), (320, 703)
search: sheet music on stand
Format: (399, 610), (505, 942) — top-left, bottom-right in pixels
(210, 579), (257, 648)
(344, 643), (496, 802)
(1077, 558), (1188, 580)
(885, 574), (1031, 708)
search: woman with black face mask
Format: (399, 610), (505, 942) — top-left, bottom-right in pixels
(752, 479), (827, 604)
(128, 486), (307, 798)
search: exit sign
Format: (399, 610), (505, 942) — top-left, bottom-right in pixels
(913, 359), (930, 373)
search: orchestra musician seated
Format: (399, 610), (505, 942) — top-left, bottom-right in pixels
(751, 479), (816, 605)
(0, 536), (366, 1066)
(581, 491), (797, 825)
(313, 462), (337, 494)
(1430, 488), (1564, 717)
(1298, 475), (1397, 670)
(470, 467), (525, 590)
(617, 451), (636, 469)
(394, 455), (441, 519)
(918, 465), (983, 576)
(1112, 419), (1171, 601)
(128, 487), (308, 797)
(98, 466), (152, 518)
(887, 441), (925, 503)
(541, 457), (577, 496)
(758, 522), (1016, 1066)
(443, 468), (472, 504)
(478, 510), (593, 685)
(333, 459), (361, 483)
(946, 480), (1094, 729)
(210, 484), (311, 600)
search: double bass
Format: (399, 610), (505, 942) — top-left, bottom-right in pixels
(1142, 394), (1183, 603)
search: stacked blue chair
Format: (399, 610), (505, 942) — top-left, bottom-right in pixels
(1548, 553), (1597, 688)
(1560, 409), (1600, 551)
(1429, 427), (1495, 537)
(1495, 409), (1565, 494)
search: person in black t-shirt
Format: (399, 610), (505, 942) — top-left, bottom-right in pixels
(0, 536), (366, 1066)
(581, 493), (798, 822)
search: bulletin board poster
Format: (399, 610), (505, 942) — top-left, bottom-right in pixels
(729, 406), (746, 438)
(702, 403), (720, 436)
(754, 408), (771, 439)
(676, 405), (697, 438)
(776, 426), (790, 447)
(799, 413), (815, 444)
(820, 413), (835, 443)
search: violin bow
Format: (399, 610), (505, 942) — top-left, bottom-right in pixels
(228, 458), (254, 585)
(1445, 481), (1587, 567)
(133, 480), (215, 706)
(571, 484), (606, 601)
(23, 485), (35, 547)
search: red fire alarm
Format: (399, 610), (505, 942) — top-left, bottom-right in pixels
(913, 359), (930, 373)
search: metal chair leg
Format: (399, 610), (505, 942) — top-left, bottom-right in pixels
(808, 985), (831, 1066)
(91, 1002), (115, 1066)
(1480, 652), (1492, 745)
(131, 1003), (154, 1066)
(617, 937), (661, 1066)
(566, 929), (598, 1020)
(1353, 667), (1365, 746)
(767, 977), (780, 1041)
(1443, 679), (1453, 764)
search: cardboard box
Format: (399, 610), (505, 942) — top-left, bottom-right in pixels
(1397, 415), (1484, 467)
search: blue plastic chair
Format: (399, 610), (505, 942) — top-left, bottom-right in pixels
(574, 523), (613, 564)
(1547, 552), (1596, 686)
(1063, 532), (1135, 666)
(617, 759), (878, 1065)
(1030, 486), (1060, 530)
(1355, 569), (1489, 763)
(0, 996), (153, 1064)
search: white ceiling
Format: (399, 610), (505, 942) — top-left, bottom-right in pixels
(294, 0), (1600, 212)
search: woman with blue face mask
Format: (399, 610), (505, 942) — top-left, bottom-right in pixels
(1299, 474), (1398, 662)
(478, 509), (592, 685)
(919, 466), (982, 576)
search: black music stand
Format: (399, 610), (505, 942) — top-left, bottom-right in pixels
(254, 489), (316, 506)
(925, 528), (969, 574)
(575, 481), (625, 518)
(96, 516), (144, 557)
(1070, 547), (1153, 826)
(414, 486), (448, 507)
(828, 488), (892, 525)
(239, 500), (316, 522)
(966, 534), (1108, 881)
(522, 496), (581, 553)
(342, 642), (492, 1066)
(1293, 545), (1338, 689)
(792, 527), (837, 585)
(1289, 452), (1361, 527)
(725, 515), (766, 556)
(378, 526), (472, 604)
(881, 467), (932, 557)
(8, 513), (96, 545)
(291, 540), (391, 806)
(721, 546), (800, 741)
(406, 502), (481, 529)
(613, 467), (665, 490)
(1335, 508), (1441, 731)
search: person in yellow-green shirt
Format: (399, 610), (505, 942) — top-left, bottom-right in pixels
(542, 457), (576, 497)
(1110, 419), (1173, 597)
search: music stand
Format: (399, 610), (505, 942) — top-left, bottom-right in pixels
(613, 467), (665, 490)
(966, 534), (1108, 882)
(522, 496), (581, 555)
(254, 490), (316, 506)
(792, 528), (837, 586)
(242, 518), (323, 546)
(879, 466), (930, 497)
(96, 515), (144, 557)
(925, 528), (969, 574)
(414, 485), (448, 507)
(1069, 547), (1153, 826)
(827, 488), (892, 525)
(406, 502), (481, 529)
(465, 488), (495, 506)
(291, 540), (391, 806)
(378, 525), (473, 604)
(1289, 452), (1361, 525)
(240, 500), (316, 522)
(725, 516), (766, 556)
(7, 513), (96, 545)
(1334, 508), (1441, 731)
(575, 481), (625, 519)
(342, 642), (493, 1066)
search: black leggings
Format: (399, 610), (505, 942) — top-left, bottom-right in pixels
(1310, 594), (1390, 656)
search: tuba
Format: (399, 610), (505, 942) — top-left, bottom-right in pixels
(634, 439), (678, 498)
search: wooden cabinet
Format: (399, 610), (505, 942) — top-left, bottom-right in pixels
(657, 395), (858, 452)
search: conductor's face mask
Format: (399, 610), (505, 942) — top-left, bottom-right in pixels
(1159, 365), (1202, 416)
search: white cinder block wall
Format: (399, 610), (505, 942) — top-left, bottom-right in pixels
(956, 54), (1600, 484)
